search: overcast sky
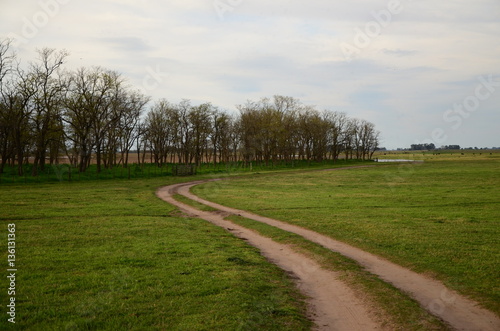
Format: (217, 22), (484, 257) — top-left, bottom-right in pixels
(2, 0), (499, 149)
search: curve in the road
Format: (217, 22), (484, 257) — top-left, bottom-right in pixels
(157, 181), (382, 331)
(157, 176), (500, 331)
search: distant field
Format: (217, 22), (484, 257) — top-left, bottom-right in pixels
(193, 153), (500, 313)
(0, 177), (311, 330)
(374, 148), (499, 160)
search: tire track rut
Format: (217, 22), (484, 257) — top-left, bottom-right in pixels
(157, 181), (381, 331)
(157, 178), (500, 331)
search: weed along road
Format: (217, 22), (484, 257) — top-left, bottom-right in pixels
(157, 176), (500, 331)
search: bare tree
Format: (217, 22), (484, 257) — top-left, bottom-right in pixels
(351, 119), (379, 160)
(189, 103), (213, 166)
(30, 48), (68, 175)
(144, 99), (176, 166)
(210, 108), (225, 166)
(0, 39), (16, 173)
(10, 63), (40, 175)
(175, 99), (193, 164)
(62, 67), (124, 172)
(117, 90), (149, 167)
(228, 116), (240, 163)
(0, 39), (16, 96)
(237, 100), (260, 165)
(359, 119), (380, 160)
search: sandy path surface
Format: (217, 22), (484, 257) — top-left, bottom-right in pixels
(157, 178), (500, 331)
(157, 182), (382, 331)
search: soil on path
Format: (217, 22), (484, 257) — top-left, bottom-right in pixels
(157, 177), (500, 331)
(157, 181), (382, 331)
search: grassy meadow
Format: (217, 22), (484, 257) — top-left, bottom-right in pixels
(0, 177), (311, 330)
(0, 151), (498, 330)
(193, 152), (500, 314)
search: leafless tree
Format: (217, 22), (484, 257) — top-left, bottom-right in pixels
(30, 48), (68, 175)
(189, 103), (213, 166)
(62, 67), (123, 172)
(116, 90), (149, 167)
(144, 99), (177, 166)
(0, 39), (17, 173)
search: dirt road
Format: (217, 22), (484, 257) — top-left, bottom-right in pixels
(156, 178), (500, 331)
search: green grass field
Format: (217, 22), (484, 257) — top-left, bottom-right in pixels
(1, 151), (498, 329)
(0, 177), (311, 330)
(193, 153), (500, 314)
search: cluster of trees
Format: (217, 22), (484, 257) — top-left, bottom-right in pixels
(0, 40), (380, 176)
(441, 145), (461, 150)
(144, 96), (380, 167)
(237, 97), (380, 164)
(0, 40), (149, 175)
(410, 143), (436, 151)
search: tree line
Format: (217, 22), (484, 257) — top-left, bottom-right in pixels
(0, 40), (380, 176)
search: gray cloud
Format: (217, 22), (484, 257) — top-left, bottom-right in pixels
(2, 0), (499, 149)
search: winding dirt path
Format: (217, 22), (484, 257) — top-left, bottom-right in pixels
(156, 178), (500, 331)
(157, 181), (382, 330)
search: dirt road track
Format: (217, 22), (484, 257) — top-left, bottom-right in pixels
(157, 182), (381, 330)
(156, 178), (500, 331)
